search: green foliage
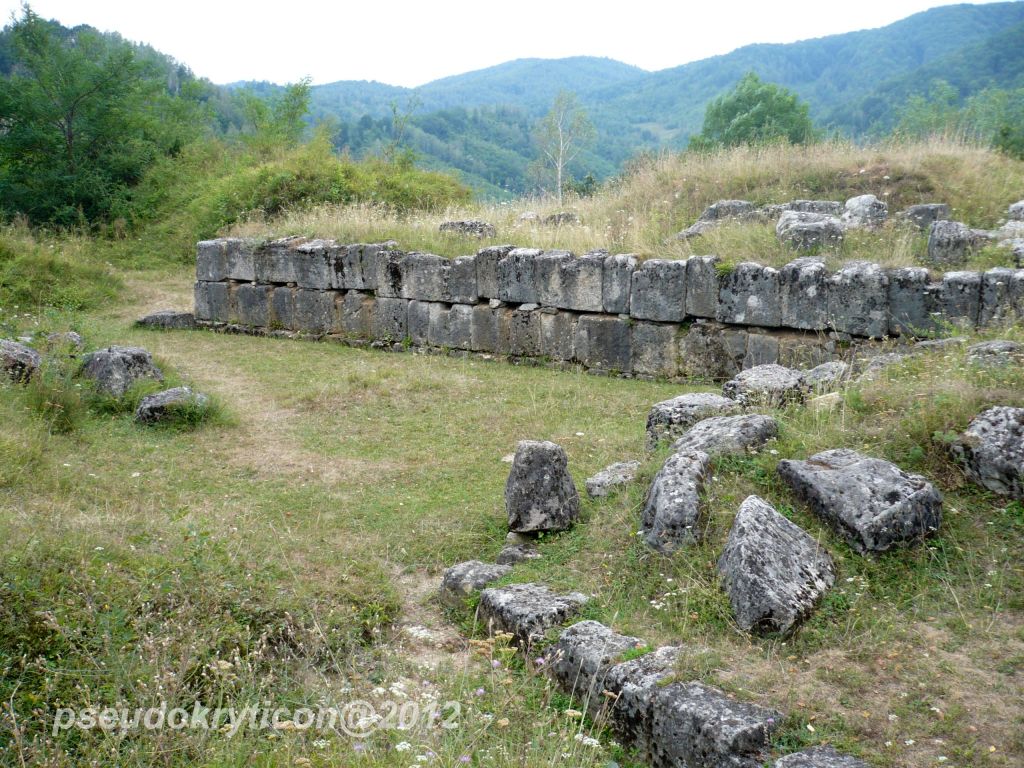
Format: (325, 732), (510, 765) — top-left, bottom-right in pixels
(235, 77), (313, 155)
(24, 356), (86, 434)
(532, 91), (596, 201)
(691, 72), (815, 149)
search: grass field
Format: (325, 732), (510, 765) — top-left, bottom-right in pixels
(1, 263), (1022, 768)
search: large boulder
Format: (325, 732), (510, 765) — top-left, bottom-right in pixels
(585, 460), (641, 498)
(439, 560), (511, 607)
(0, 339), (42, 382)
(476, 583), (588, 648)
(775, 747), (869, 767)
(133, 386), (209, 424)
(722, 364), (807, 407)
(549, 621), (645, 715)
(776, 211), (844, 251)
(717, 496), (836, 635)
(777, 449), (942, 553)
(505, 440), (580, 532)
(841, 194), (887, 229)
(645, 392), (741, 450)
(802, 361), (849, 393)
(678, 200), (757, 239)
(966, 340), (1024, 367)
(135, 310), (196, 330)
(603, 645), (681, 760)
(80, 346), (163, 397)
(949, 406), (1024, 499)
(670, 414), (779, 458)
(926, 220), (991, 265)
(899, 203), (951, 230)
(439, 219), (496, 238)
(641, 450), (712, 553)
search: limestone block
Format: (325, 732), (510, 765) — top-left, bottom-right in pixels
(717, 263), (781, 327)
(604, 253), (637, 314)
(630, 259), (687, 322)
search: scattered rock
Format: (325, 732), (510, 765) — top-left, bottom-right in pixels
(477, 583), (588, 648)
(496, 545), (542, 566)
(439, 219), (496, 238)
(776, 211), (844, 250)
(80, 346), (163, 398)
(641, 450), (712, 553)
(670, 414), (778, 458)
(899, 203), (951, 230)
(517, 211), (540, 223)
(966, 340), (1024, 366)
(505, 440), (580, 533)
(722, 364), (807, 407)
(777, 448), (942, 553)
(45, 331), (84, 350)
(645, 392), (741, 450)
(0, 339), (41, 382)
(950, 406), (1024, 499)
(135, 310), (196, 330)
(542, 212), (580, 226)
(505, 531), (534, 547)
(926, 220), (991, 265)
(678, 200), (757, 239)
(913, 337), (966, 351)
(782, 200), (843, 216)
(585, 460), (641, 498)
(650, 681), (782, 768)
(841, 194), (887, 229)
(802, 361), (849, 392)
(1010, 200), (1024, 221)
(775, 746), (869, 767)
(717, 495), (836, 635)
(549, 621), (645, 715)
(133, 386), (209, 424)
(856, 352), (907, 382)
(603, 645), (681, 760)
(439, 561), (512, 607)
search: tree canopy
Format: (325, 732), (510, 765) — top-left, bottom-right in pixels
(690, 72), (815, 149)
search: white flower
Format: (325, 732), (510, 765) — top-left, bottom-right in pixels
(395, 741), (412, 752)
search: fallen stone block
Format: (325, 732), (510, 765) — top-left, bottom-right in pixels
(777, 448), (942, 553)
(717, 263), (782, 328)
(630, 259), (687, 322)
(645, 392), (741, 450)
(900, 203), (951, 231)
(1010, 200), (1024, 221)
(134, 386), (209, 424)
(718, 495), (836, 635)
(439, 561), (511, 607)
(603, 253), (637, 314)
(439, 219), (496, 238)
(477, 583), (589, 648)
(80, 346), (163, 398)
(574, 315), (632, 373)
(650, 681), (782, 768)
(641, 450), (712, 553)
(678, 200), (758, 239)
(950, 406), (1024, 499)
(506, 440), (580, 533)
(670, 415), (779, 458)
(779, 258), (829, 330)
(135, 310), (196, 331)
(0, 339), (41, 383)
(603, 646), (681, 760)
(585, 461), (641, 498)
(827, 261), (888, 338)
(543, 211), (580, 226)
(841, 194), (887, 229)
(722, 364), (807, 407)
(496, 544), (542, 566)
(966, 340), (1024, 367)
(775, 746), (870, 767)
(550, 621), (645, 716)
(926, 220), (991, 266)
(776, 211), (844, 251)
(803, 361), (849, 392)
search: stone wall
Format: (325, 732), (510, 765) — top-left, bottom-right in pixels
(193, 236), (1024, 380)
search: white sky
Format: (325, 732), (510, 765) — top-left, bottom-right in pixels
(1, 1), (1004, 87)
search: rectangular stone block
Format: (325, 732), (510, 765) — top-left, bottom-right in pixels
(685, 255), (720, 319)
(449, 255), (478, 304)
(471, 303), (501, 352)
(537, 251), (604, 312)
(503, 305), (541, 356)
(196, 239), (228, 282)
(193, 281), (212, 320)
(293, 240), (334, 289)
(888, 267), (934, 336)
(408, 300), (431, 346)
(338, 291), (372, 337)
(743, 330), (782, 368)
(631, 259), (687, 322)
(402, 252), (449, 302)
(235, 284), (271, 327)
(225, 239), (255, 282)
(476, 245), (515, 300)
(295, 289), (335, 334)
(678, 321), (747, 380)
(207, 281), (231, 323)
(540, 309), (578, 361)
(427, 303), (451, 348)
(329, 244), (363, 290)
(371, 297), (409, 342)
(374, 249), (407, 298)
(631, 322), (680, 378)
(254, 237), (303, 284)
(575, 315), (631, 373)
(359, 243), (388, 291)
(827, 261), (889, 338)
(980, 268), (1024, 327)
(603, 253), (637, 314)
(271, 286), (296, 330)
(779, 257), (828, 330)
(536, 251), (573, 308)
(717, 262), (781, 327)
(928, 271), (982, 329)
(498, 248), (541, 304)
(448, 304), (474, 350)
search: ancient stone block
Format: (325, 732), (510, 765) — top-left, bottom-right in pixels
(295, 289), (335, 334)
(803, 361), (849, 392)
(777, 448), (943, 553)
(447, 304), (474, 350)
(193, 282), (213, 321)
(338, 291), (372, 337)
(550, 621), (645, 717)
(950, 406), (1024, 500)
(477, 583), (589, 649)
(900, 203), (950, 231)
(407, 300), (431, 346)
(585, 461), (641, 498)
(498, 248), (541, 304)
(926, 220), (990, 266)
(469, 303), (499, 352)
(776, 212), (844, 251)
(718, 495), (835, 635)
(539, 310), (578, 361)
(371, 296), (409, 342)
(723, 364), (807, 407)
(401, 252), (449, 302)
(685, 255), (720, 318)
(359, 243), (388, 291)
(537, 251), (604, 312)
(678, 321), (747, 380)
(207, 282), (231, 323)
(293, 240), (334, 289)
(136, 310), (195, 330)
(80, 346), (163, 398)
(374, 249), (407, 298)
(979, 268), (1024, 327)
(631, 322), (680, 378)
(775, 746), (869, 767)
(476, 245), (516, 300)
(234, 284), (271, 327)
(254, 237), (303, 284)
(670, 415), (779, 458)
(887, 267), (934, 336)
(630, 259), (687, 322)
(841, 194), (887, 229)
(196, 239), (228, 282)
(449, 255), (478, 304)
(439, 219), (496, 237)
(743, 331), (781, 368)
(779, 258), (829, 330)
(134, 387), (208, 424)
(603, 646), (681, 760)
(439, 561), (511, 607)
(329, 244), (363, 290)
(827, 261), (888, 338)
(603, 253), (637, 314)
(966, 340), (1024, 367)
(271, 286), (295, 330)
(574, 315), (631, 372)
(0, 339), (41, 383)
(928, 271), (982, 329)
(645, 392), (741, 450)
(717, 262), (781, 327)
(642, 450), (712, 553)
(503, 306), (541, 356)
(427, 302), (451, 347)
(506, 440), (580, 533)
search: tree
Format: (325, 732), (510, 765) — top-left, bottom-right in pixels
(532, 91), (595, 203)
(236, 77), (313, 155)
(690, 72), (815, 149)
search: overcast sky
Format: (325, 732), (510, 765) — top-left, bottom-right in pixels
(0, 1), (1005, 87)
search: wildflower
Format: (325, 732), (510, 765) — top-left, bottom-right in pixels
(534, 657), (545, 666)
(490, 660), (501, 669)
(564, 709), (583, 719)
(459, 757), (471, 764)
(475, 687), (485, 697)
(396, 741), (412, 752)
